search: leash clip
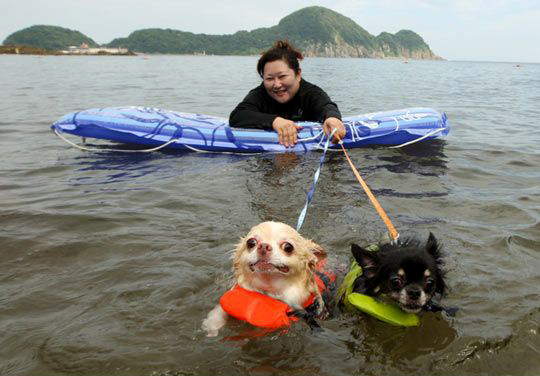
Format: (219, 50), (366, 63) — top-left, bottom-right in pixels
(390, 232), (401, 246)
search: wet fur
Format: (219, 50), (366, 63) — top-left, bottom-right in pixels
(350, 233), (446, 313)
(202, 221), (326, 336)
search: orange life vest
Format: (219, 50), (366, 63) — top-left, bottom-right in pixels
(220, 262), (335, 329)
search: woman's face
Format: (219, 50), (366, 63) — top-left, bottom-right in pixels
(262, 59), (301, 104)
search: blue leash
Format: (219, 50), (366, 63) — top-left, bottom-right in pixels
(296, 129), (337, 231)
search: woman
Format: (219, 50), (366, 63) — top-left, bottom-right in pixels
(229, 40), (346, 148)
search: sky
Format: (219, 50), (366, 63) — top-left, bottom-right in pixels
(1, 0), (539, 63)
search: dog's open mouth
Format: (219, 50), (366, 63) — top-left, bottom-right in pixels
(249, 261), (289, 273)
(401, 303), (423, 313)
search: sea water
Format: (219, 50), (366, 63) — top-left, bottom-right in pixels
(1, 55), (539, 376)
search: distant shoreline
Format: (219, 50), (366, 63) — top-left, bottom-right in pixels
(0, 46), (443, 61)
(0, 45), (136, 56)
(3, 46), (534, 64)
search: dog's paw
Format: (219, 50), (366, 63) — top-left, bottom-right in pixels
(201, 319), (220, 337)
(314, 296), (327, 316)
(202, 305), (228, 337)
(317, 306), (331, 320)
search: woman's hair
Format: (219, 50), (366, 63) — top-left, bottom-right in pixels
(257, 40), (304, 77)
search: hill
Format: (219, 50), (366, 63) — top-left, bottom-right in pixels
(107, 6), (440, 59)
(3, 25), (98, 51)
(3, 7), (441, 59)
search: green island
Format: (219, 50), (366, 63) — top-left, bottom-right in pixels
(2, 6), (441, 59)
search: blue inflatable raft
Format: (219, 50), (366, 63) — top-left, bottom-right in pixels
(51, 107), (449, 153)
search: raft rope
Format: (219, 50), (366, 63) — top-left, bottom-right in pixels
(337, 138), (399, 243)
(177, 130), (325, 154)
(54, 129), (269, 155)
(54, 129), (181, 153)
(298, 130), (324, 142)
(389, 127), (446, 149)
(55, 120), (443, 154)
(179, 144), (262, 155)
(296, 129), (337, 232)
(54, 128), (326, 154)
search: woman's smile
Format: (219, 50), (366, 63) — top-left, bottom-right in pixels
(263, 59), (301, 104)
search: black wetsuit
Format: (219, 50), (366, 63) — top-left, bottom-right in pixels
(229, 79), (341, 129)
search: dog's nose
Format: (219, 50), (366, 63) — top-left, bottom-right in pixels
(258, 242), (272, 255)
(407, 286), (421, 300)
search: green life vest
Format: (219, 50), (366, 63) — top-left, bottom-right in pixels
(338, 243), (420, 327)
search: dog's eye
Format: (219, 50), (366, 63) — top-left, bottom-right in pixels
(246, 238), (257, 248)
(282, 242), (294, 254)
(390, 277), (403, 290)
(425, 278), (435, 291)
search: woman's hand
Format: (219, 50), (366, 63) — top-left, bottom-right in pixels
(272, 117), (303, 148)
(323, 117), (346, 143)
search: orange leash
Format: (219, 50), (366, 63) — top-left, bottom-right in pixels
(338, 140), (399, 242)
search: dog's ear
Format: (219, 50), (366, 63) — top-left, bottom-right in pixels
(426, 232), (441, 257)
(351, 243), (379, 279)
(306, 239), (326, 261)
(426, 233), (446, 295)
(233, 235), (249, 256)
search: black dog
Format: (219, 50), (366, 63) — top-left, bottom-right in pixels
(351, 233), (447, 313)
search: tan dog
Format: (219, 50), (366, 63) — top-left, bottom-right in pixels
(202, 221), (326, 337)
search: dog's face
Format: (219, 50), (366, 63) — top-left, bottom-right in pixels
(233, 221), (325, 307)
(351, 233), (445, 313)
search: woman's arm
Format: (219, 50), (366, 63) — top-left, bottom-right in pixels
(304, 84), (346, 143)
(229, 88), (277, 129)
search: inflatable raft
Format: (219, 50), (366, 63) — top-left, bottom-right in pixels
(51, 107), (449, 153)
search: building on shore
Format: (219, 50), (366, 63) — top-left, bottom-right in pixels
(63, 43), (129, 55)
